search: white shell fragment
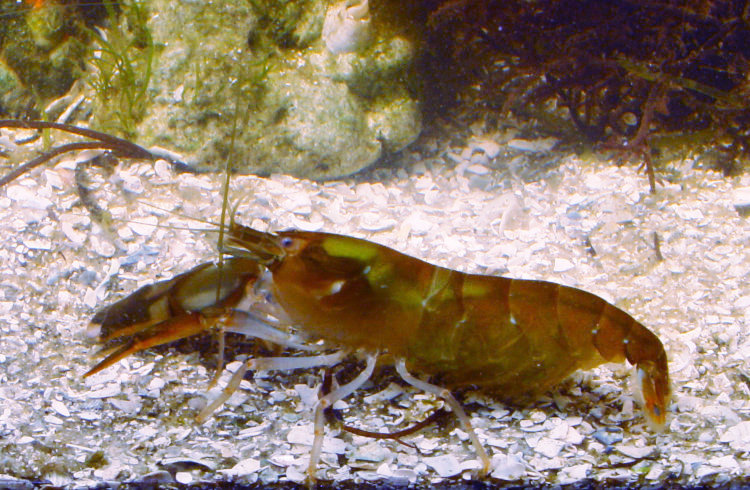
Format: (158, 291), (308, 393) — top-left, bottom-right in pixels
(471, 138), (502, 159)
(492, 454), (526, 480)
(423, 455), (462, 478)
(218, 458), (262, 477)
(129, 215), (159, 236)
(559, 463), (591, 483)
(507, 137), (559, 153)
(287, 425), (347, 454)
(720, 421), (750, 451)
(553, 257), (574, 272)
(175, 472), (193, 484)
(49, 400), (70, 417)
(6, 184), (53, 210)
(615, 444), (654, 459)
(535, 437), (566, 458)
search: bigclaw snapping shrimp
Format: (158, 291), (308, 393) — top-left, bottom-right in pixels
(88, 221), (671, 479)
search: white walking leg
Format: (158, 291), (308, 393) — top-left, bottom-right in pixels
(308, 353), (378, 480)
(395, 358), (490, 474)
(196, 351), (347, 423)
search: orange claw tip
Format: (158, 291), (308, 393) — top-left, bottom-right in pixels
(82, 365), (100, 378)
(83, 346), (128, 378)
(82, 359), (105, 378)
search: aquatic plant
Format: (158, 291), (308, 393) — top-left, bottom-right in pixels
(419, 0), (750, 185)
(86, 0), (153, 139)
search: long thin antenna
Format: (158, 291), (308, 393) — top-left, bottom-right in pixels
(209, 92), (243, 388)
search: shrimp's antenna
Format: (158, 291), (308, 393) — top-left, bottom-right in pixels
(210, 86), (246, 388)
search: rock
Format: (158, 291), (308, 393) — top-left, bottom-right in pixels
(117, 0), (420, 179)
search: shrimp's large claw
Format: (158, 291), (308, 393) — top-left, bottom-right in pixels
(85, 312), (209, 377)
(85, 258), (261, 376)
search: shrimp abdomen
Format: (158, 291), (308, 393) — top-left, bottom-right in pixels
(411, 274), (669, 426)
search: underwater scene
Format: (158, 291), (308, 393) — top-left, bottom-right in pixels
(0, 0), (749, 488)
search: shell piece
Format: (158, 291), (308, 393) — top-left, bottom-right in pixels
(322, 0), (372, 54)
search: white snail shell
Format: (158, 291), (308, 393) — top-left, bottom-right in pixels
(322, 0), (372, 54)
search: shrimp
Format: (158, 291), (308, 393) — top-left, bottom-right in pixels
(89, 219), (671, 479)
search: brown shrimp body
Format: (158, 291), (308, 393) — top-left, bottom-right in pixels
(251, 228), (669, 426)
(267, 230), (439, 354)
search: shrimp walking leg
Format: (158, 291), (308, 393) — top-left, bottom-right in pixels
(395, 359), (491, 474)
(309, 353), (378, 480)
(197, 351), (347, 423)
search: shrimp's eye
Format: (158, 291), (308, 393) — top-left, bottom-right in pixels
(280, 237), (294, 248)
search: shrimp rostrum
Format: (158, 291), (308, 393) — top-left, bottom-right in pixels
(88, 221), (671, 479)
